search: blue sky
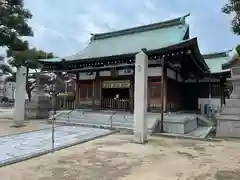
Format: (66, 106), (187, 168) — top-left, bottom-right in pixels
(1, 0), (240, 57)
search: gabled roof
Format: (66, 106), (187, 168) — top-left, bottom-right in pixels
(203, 52), (230, 73)
(40, 14), (191, 63)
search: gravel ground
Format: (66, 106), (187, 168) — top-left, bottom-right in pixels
(0, 108), (14, 119)
(0, 119), (51, 136)
(0, 133), (240, 180)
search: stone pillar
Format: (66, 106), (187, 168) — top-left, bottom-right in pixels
(13, 66), (26, 127)
(133, 50), (148, 143)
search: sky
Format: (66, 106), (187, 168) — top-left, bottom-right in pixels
(1, 0), (240, 57)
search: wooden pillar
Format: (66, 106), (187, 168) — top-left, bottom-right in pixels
(92, 71), (100, 108)
(129, 70), (135, 113)
(164, 72), (167, 112)
(75, 72), (80, 108)
(147, 77), (150, 112)
(196, 77), (199, 110)
(92, 77), (95, 107)
(220, 76), (225, 106)
(160, 57), (166, 133)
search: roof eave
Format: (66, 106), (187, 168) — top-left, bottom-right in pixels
(191, 38), (210, 72)
(210, 70), (231, 77)
(222, 54), (239, 70)
(38, 38), (207, 71)
(203, 52), (228, 59)
(146, 38), (209, 72)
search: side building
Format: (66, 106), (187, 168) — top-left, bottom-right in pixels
(39, 15), (230, 113)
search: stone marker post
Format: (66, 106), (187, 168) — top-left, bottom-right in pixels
(13, 66), (26, 127)
(133, 50), (148, 143)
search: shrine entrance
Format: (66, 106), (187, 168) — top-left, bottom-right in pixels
(101, 80), (130, 110)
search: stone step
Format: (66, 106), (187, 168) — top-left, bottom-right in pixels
(217, 115), (240, 121)
(225, 99), (240, 108)
(221, 108), (240, 115)
(56, 118), (134, 129)
(197, 115), (215, 126)
(54, 111), (157, 132)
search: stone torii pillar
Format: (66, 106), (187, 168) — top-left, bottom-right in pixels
(13, 66), (27, 127)
(133, 50), (148, 144)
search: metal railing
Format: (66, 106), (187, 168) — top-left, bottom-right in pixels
(109, 110), (117, 129)
(64, 107), (118, 129)
(67, 109), (77, 124)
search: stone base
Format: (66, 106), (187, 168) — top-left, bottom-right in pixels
(216, 115), (240, 138)
(133, 132), (147, 144)
(25, 96), (51, 119)
(25, 108), (50, 119)
(157, 114), (197, 134)
(216, 98), (240, 137)
(10, 124), (26, 128)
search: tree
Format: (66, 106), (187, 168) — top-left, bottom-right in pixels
(0, 0), (33, 47)
(0, 0), (64, 102)
(222, 0), (240, 35)
(3, 47), (54, 101)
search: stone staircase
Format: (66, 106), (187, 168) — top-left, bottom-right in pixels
(52, 110), (214, 138)
(53, 110), (158, 133)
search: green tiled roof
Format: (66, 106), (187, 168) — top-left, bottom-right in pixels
(67, 17), (189, 61)
(203, 52), (230, 73)
(40, 14), (190, 63)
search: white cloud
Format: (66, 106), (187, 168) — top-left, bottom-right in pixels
(21, 0), (240, 57)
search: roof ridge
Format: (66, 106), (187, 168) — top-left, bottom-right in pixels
(203, 51), (229, 59)
(91, 14), (190, 41)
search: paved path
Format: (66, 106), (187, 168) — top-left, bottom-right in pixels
(0, 126), (112, 167)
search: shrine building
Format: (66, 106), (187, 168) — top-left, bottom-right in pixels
(39, 14), (230, 113)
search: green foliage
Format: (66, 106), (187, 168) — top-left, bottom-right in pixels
(222, 0), (240, 35)
(7, 47), (54, 68)
(0, 0), (33, 47)
(0, 0), (57, 100)
(236, 44), (240, 56)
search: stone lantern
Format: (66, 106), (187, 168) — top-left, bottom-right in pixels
(25, 74), (51, 119)
(216, 54), (240, 137)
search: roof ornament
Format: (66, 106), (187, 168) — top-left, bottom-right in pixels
(90, 33), (95, 42)
(226, 48), (234, 56)
(180, 13), (190, 24)
(141, 48), (147, 53)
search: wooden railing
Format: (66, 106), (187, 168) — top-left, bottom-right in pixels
(55, 99), (75, 110)
(101, 98), (130, 111)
